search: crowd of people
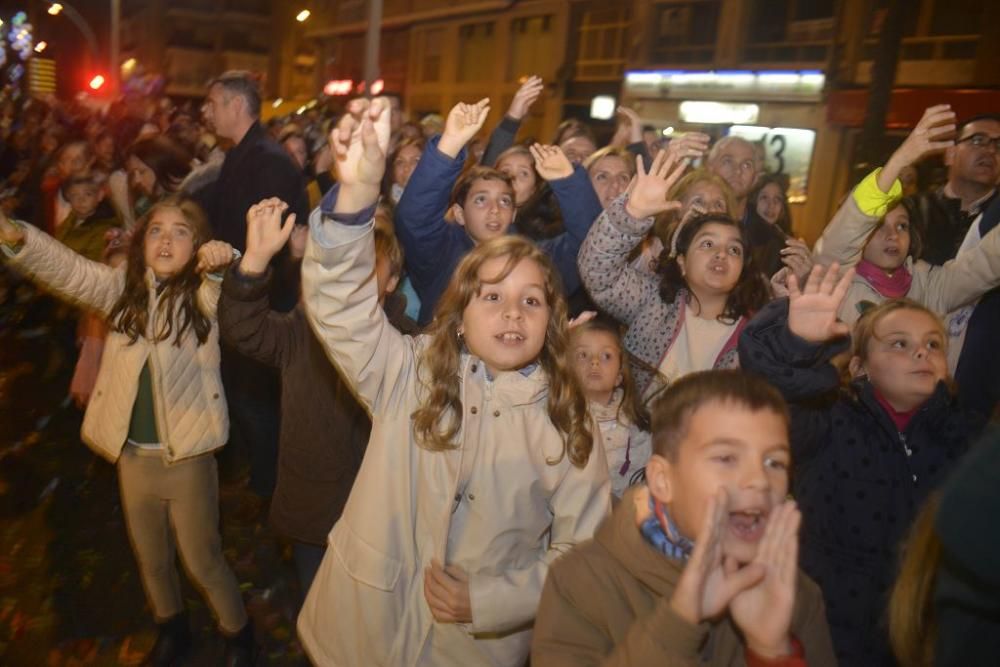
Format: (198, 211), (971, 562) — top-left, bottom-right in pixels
(0, 71), (998, 666)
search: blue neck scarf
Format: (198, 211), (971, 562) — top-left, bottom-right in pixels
(639, 494), (694, 561)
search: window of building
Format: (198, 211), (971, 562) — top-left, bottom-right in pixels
(508, 15), (553, 80)
(457, 22), (496, 82)
(417, 28), (445, 83)
(743, 0), (834, 63)
(576, 7), (630, 80)
(648, 2), (720, 65)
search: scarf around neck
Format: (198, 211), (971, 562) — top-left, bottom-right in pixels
(855, 258), (912, 299)
(640, 494), (694, 561)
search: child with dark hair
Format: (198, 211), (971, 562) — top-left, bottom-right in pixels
(579, 150), (770, 401)
(394, 98), (602, 324)
(532, 369), (837, 666)
(570, 318), (651, 497)
(739, 263), (985, 665)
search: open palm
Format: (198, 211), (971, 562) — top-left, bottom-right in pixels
(625, 149), (686, 220)
(787, 263), (854, 343)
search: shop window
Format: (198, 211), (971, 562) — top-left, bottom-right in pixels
(508, 15), (553, 81)
(457, 22), (496, 82)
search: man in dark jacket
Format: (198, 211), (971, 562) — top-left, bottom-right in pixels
(198, 70), (310, 498)
(917, 114), (1000, 422)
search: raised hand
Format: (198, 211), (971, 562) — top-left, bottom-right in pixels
(195, 240), (235, 274)
(0, 209), (24, 246)
(508, 76), (544, 121)
(424, 560), (472, 624)
(438, 98), (491, 158)
(288, 223), (309, 261)
(242, 198), (296, 275)
(625, 149), (687, 220)
(529, 143), (574, 181)
(729, 501), (801, 659)
(881, 105), (956, 190)
(610, 106), (643, 147)
(330, 96), (391, 213)
(779, 238), (814, 285)
(670, 489), (766, 626)
(786, 263), (855, 343)
(568, 310), (598, 329)
(666, 132), (711, 163)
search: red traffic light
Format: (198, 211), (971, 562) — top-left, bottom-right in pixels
(88, 74), (106, 90)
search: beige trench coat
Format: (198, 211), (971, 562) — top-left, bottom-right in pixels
(297, 209), (611, 666)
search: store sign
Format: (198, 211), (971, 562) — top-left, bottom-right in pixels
(624, 70), (824, 102)
(679, 101), (759, 125)
(729, 125), (817, 203)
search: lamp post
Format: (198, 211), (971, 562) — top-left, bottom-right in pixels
(45, 0), (121, 95)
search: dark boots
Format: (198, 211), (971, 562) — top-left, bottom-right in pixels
(146, 611), (192, 666)
(223, 621), (257, 667)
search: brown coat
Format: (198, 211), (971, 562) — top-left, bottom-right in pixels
(532, 486), (838, 667)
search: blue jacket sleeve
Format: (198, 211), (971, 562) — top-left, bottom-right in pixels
(393, 135), (467, 298)
(538, 165), (603, 295)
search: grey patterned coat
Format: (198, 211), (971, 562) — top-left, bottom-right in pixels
(578, 194), (745, 398)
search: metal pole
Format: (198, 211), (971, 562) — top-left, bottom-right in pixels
(55, 2), (99, 63)
(363, 0), (382, 97)
(110, 0), (121, 95)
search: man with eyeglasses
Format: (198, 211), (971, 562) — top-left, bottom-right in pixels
(918, 114), (1000, 424)
(707, 136), (787, 277)
(917, 114), (999, 265)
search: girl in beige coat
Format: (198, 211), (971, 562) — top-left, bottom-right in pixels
(0, 197), (254, 664)
(283, 98), (611, 666)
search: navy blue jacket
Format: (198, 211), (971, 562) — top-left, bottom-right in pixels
(739, 298), (981, 666)
(394, 136), (603, 325)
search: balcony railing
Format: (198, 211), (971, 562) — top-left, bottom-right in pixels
(861, 34), (980, 62)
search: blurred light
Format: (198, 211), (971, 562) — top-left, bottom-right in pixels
(12, 12), (26, 25)
(296, 105), (307, 114)
(34, 41), (47, 53)
(590, 95), (616, 121)
(324, 79), (353, 96)
(679, 101), (759, 124)
(296, 9), (311, 22)
(122, 57), (136, 69)
(370, 79), (384, 95)
(88, 74), (106, 90)
(48, 3), (63, 15)
(662, 126), (675, 136)
(272, 97), (283, 108)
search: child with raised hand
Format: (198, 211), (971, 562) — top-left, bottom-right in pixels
(532, 370), (837, 666)
(738, 263), (985, 665)
(812, 105), (1000, 331)
(569, 318), (651, 498)
(395, 97), (603, 324)
(0, 199), (255, 664)
(579, 150), (771, 401)
(295, 97), (611, 666)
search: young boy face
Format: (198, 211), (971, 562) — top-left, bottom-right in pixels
(453, 178), (515, 244)
(66, 183), (102, 219)
(648, 400), (791, 564)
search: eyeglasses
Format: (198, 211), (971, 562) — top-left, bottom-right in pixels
(957, 133), (1000, 151)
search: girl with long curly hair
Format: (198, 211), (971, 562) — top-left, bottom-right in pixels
(291, 97), (610, 666)
(0, 197), (255, 664)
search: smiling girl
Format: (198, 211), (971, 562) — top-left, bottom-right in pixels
(0, 198), (253, 663)
(579, 151), (770, 401)
(739, 264), (985, 665)
(293, 98), (610, 666)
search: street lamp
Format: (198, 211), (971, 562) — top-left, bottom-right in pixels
(296, 9), (311, 22)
